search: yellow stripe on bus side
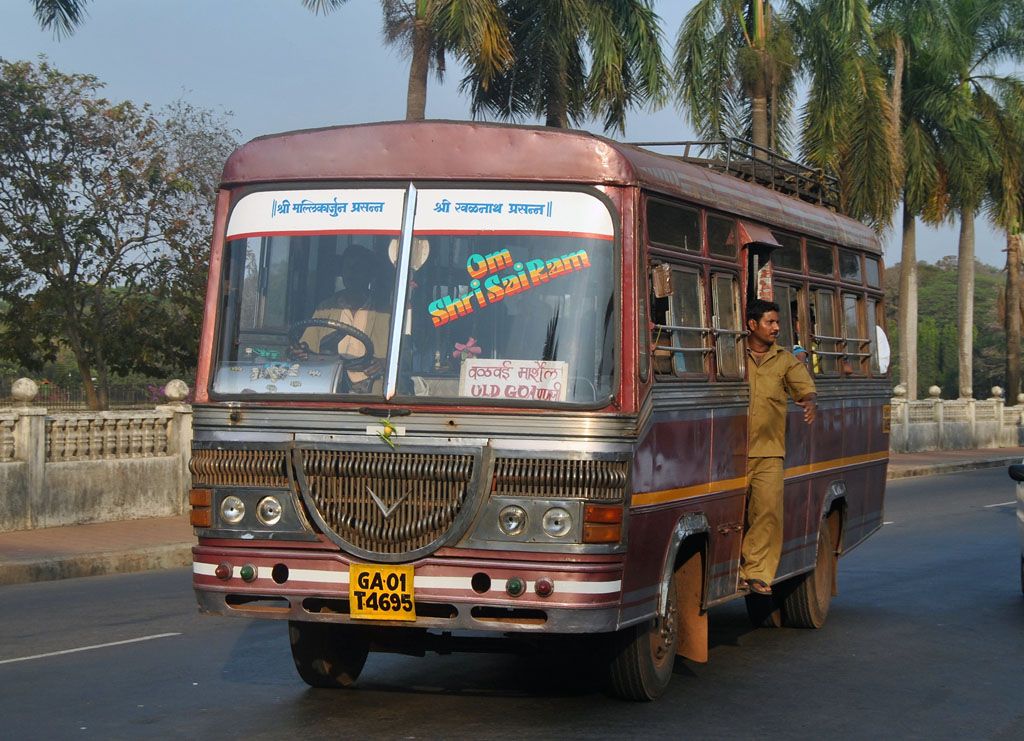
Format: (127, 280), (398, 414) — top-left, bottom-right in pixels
(630, 450), (889, 508)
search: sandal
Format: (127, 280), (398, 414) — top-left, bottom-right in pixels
(741, 578), (772, 596)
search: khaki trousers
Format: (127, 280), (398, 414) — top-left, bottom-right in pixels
(741, 456), (784, 584)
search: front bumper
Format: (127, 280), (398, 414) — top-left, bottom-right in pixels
(193, 545), (626, 633)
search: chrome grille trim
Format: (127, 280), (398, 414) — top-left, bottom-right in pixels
(293, 443), (486, 563)
(189, 447), (290, 487)
(491, 457), (628, 501)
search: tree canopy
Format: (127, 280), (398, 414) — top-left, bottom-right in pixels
(0, 58), (237, 409)
(462, 0), (669, 134)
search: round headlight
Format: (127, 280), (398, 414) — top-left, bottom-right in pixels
(220, 495), (245, 525)
(542, 507), (572, 538)
(498, 505), (528, 536)
(256, 496), (283, 526)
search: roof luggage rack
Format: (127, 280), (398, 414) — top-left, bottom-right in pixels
(627, 137), (840, 211)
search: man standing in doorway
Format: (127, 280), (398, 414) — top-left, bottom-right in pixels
(742, 299), (817, 595)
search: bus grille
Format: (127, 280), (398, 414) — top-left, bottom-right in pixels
(491, 458), (628, 500)
(190, 448), (290, 487)
(299, 448), (474, 555)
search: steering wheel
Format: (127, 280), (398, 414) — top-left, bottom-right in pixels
(287, 318), (375, 369)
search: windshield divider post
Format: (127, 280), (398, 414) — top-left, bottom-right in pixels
(385, 183), (418, 400)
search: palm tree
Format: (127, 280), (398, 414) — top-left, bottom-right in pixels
(877, 0), (1024, 399)
(30, 0), (88, 38)
(985, 47), (1024, 398)
(674, 0), (799, 152)
(461, 0), (669, 134)
(304, 0), (512, 121)
(675, 1), (901, 226)
(871, 0), (955, 400)
(792, 0), (902, 229)
(944, 0), (1024, 399)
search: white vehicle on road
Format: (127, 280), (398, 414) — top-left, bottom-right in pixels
(1006, 463), (1024, 594)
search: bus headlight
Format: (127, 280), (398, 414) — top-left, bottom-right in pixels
(498, 505), (528, 536)
(541, 507), (572, 538)
(220, 495), (245, 524)
(256, 496), (283, 526)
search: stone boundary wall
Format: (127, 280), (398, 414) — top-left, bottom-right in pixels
(0, 403), (192, 533)
(888, 385), (1024, 453)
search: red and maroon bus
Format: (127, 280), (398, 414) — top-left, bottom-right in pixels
(189, 121), (889, 700)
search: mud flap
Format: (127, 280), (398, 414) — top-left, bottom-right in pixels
(674, 551), (708, 663)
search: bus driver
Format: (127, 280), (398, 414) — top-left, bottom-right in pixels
(294, 244), (392, 393)
(742, 298), (818, 595)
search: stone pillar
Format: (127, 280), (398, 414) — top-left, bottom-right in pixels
(990, 386), (1005, 449)
(11, 379), (47, 529)
(929, 385), (943, 449)
(157, 379), (193, 513)
(891, 385), (907, 453)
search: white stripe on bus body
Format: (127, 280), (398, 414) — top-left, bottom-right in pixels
(193, 560), (621, 595)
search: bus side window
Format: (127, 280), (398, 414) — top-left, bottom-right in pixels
(711, 273), (743, 378)
(811, 287), (840, 375)
(651, 265), (709, 378)
(775, 284), (799, 353)
(867, 298), (886, 375)
(842, 293), (870, 375)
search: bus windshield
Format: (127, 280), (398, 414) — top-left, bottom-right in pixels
(212, 186), (617, 405)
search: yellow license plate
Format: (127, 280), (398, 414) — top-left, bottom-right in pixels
(349, 563), (415, 621)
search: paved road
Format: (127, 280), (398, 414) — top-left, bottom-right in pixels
(2, 468), (1022, 740)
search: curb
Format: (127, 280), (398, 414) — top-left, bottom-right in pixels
(0, 543), (193, 586)
(887, 457), (1020, 481)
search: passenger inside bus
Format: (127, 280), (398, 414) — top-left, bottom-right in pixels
(791, 302), (810, 366)
(291, 244), (393, 393)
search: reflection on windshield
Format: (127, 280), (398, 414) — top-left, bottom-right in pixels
(212, 187), (616, 405)
(398, 235), (614, 403)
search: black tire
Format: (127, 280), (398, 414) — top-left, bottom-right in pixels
(607, 577), (678, 701)
(782, 518), (835, 628)
(288, 620), (370, 689)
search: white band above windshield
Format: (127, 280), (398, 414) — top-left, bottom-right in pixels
(226, 189), (406, 239)
(414, 189), (614, 238)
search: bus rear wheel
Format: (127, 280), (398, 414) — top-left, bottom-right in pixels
(782, 517), (835, 628)
(288, 620), (370, 688)
(607, 577), (677, 701)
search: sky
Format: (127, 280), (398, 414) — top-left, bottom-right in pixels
(0, 0), (1013, 267)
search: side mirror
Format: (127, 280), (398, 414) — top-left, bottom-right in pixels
(1008, 463), (1024, 482)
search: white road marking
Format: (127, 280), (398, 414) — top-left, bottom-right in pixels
(984, 501), (1016, 508)
(0, 632), (181, 666)
(883, 521), (894, 525)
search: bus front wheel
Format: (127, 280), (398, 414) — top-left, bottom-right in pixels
(607, 577), (678, 701)
(288, 620), (370, 688)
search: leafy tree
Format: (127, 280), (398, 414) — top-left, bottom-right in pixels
(462, 0), (669, 134)
(886, 257), (1006, 398)
(0, 58), (237, 409)
(304, 0), (512, 121)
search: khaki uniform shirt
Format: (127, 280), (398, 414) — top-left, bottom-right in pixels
(747, 344), (816, 458)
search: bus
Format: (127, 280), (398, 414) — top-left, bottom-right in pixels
(189, 120), (890, 700)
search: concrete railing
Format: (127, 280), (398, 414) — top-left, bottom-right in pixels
(0, 379), (192, 533)
(888, 384), (1024, 453)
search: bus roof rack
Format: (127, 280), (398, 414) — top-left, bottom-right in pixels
(626, 137), (840, 211)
